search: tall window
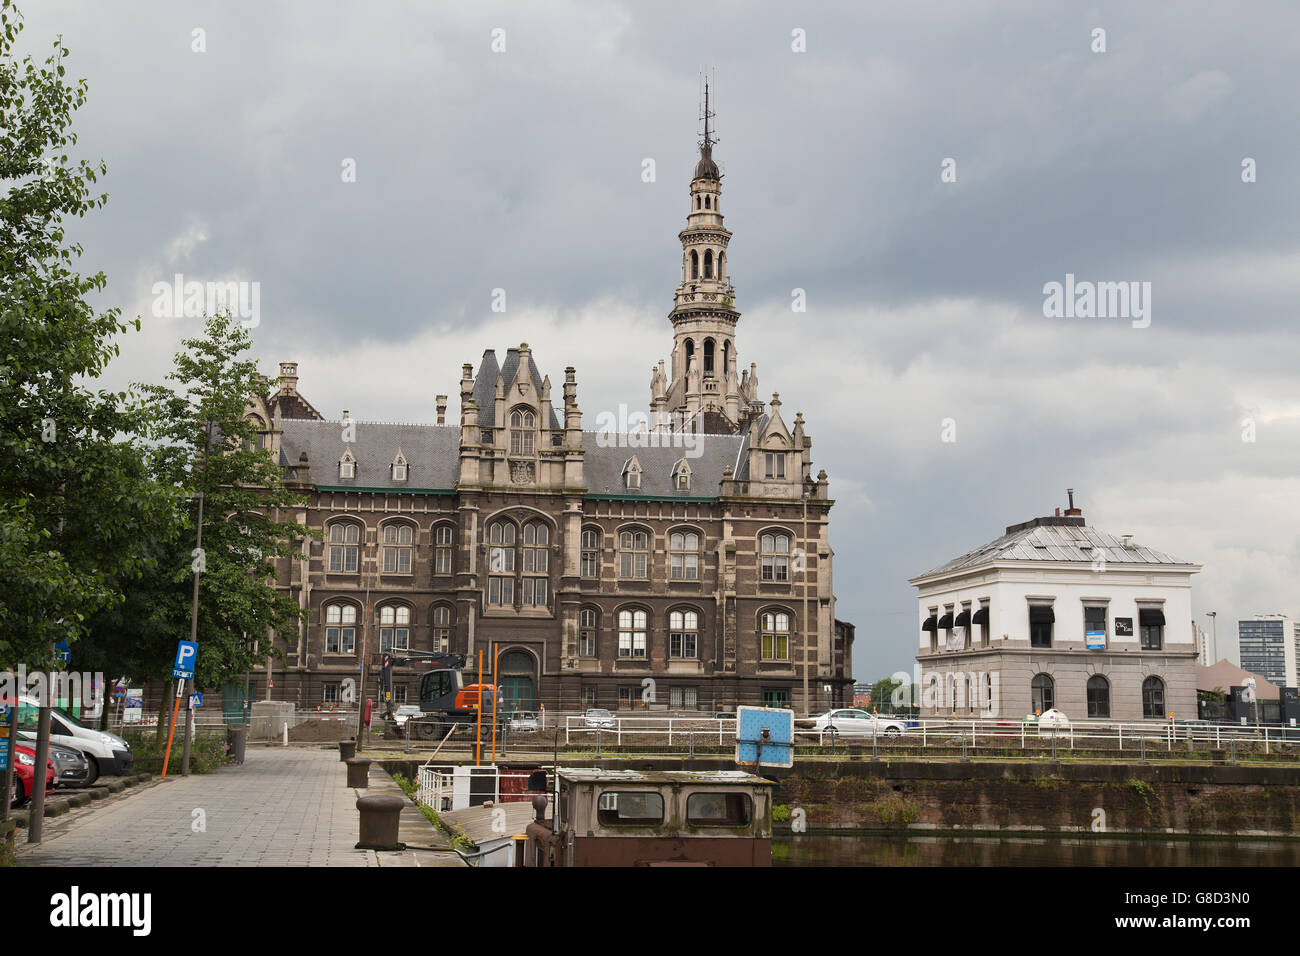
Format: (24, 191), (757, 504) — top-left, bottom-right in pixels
(618, 609), (647, 659)
(382, 523), (413, 573)
(1086, 675), (1110, 718)
(761, 611), (790, 660)
(764, 452), (786, 479)
(581, 528), (600, 579)
(521, 521), (549, 607)
(509, 408), (535, 456)
(760, 532), (791, 582)
(670, 531), (699, 580)
(580, 608), (598, 657)
(1084, 605), (1107, 647)
(379, 605), (410, 652)
(1142, 676), (1166, 718)
(620, 529), (649, 579)
(582, 686), (598, 708)
(487, 521), (516, 606)
(431, 605), (453, 654)
(328, 522), (360, 573)
(324, 603), (357, 654)
(1140, 608), (1165, 650)
(1029, 605), (1053, 648)
(433, 525), (454, 575)
(669, 610), (698, 659)
(1031, 673), (1054, 713)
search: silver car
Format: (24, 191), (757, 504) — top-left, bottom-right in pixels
(509, 711), (540, 732)
(17, 731), (92, 787)
(583, 708), (616, 729)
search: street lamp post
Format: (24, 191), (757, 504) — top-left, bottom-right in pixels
(1206, 611), (1218, 664)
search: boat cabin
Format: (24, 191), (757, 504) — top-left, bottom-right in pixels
(519, 768), (774, 867)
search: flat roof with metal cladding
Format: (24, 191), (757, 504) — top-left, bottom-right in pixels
(556, 768), (772, 786)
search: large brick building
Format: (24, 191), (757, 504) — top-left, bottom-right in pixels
(247, 98), (852, 715)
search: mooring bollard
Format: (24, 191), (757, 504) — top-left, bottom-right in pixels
(346, 756), (372, 788)
(339, 738), (356, 762)
(355, 794), (406, 851)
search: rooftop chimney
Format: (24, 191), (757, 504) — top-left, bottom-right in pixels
(1064, 487), (1082, 517)
(278, 361), (299, 396)
(436, 395), (448, 426)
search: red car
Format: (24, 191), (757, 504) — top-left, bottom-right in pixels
(10, 743), (55, 808)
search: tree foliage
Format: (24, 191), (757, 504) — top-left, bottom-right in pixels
(0, 0), (172, 667)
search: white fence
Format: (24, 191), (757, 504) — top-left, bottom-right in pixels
(416, 764), (549, 813)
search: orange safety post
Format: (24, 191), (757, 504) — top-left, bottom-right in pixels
(491, 644), (499, 764)
(161, 682), (183, 781)
(475, 649), (483, 765)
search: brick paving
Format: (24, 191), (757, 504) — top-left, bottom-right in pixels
(16, 746), (460, 867)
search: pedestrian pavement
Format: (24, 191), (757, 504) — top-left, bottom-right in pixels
(16, 746), (464, 867)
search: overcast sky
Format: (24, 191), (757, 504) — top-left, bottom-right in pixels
(20, 1), (1300, 680)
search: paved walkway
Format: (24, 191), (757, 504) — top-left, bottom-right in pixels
(16, 746), (461, 867)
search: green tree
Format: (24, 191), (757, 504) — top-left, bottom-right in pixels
(136, 312), (314, 696)
(0, 0), (173, 668)
(870, 677), (903, 714)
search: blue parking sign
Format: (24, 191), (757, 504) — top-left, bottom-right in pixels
(54, 641), (71, 666)
(173, 640), (198, 680)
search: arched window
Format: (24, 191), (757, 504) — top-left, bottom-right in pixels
(521, 520), (549, 607)
(379, 605), (410, 652)
(761, 611), (790, 660)
(324, 603), (357, 654)
(703, 249), (714, 278)
(760, 531), (791, 582)
(718, 252), (725, 280)
(618, 609), (648, 659)
(690, 250), (699, 279)
(431, 604), (453, 654)
(327, 521), (361, 573)
(391, 450), (408, 482)
(1031, 673), (1054, 713)
(433, 524), (454, 575)
(580, 528), (600, 579)
(1142, 676), (1165, 718)
(509, 408), (536, 456)
(722, 340), (731, 377)
(704, 338), (715, 374)
(620, 528), (650, 579)
(381, 522), (414, 574)
(669, 609), (699, 659)
(339, 450), (356, 480)
(704, 195), (711, 209)
(1086, 675), (1110, 718)
(579, 607), (598, 657)
(695, 195), (701, 210)
(670, 530), (699, 580)
(487, 520), (517, 606)
(685, 338), (695, 369)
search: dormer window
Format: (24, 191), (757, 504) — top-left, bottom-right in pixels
(391, 450), (408, 482)
(764, 452), (786, 479)
(672, 458), (692, 491)
(623, 457), (642, 491)
(339, 450), (356, 480)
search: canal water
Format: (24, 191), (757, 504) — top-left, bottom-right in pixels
(775, 833), (1300, 866)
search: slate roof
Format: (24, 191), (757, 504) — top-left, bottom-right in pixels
(914, 520), (1198, 580)
(280, 419), (460, 488)
(472, 348), (562, 430)
(279, 417), (745, 497)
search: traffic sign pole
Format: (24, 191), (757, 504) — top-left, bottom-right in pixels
(181, 677), (193, 776)
(161, 678), (184, 781)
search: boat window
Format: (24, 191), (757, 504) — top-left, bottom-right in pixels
(597, 790), (664, 826)
(686, 792), (753, 827)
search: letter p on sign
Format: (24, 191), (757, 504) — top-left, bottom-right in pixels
(173, 640), (198, 680)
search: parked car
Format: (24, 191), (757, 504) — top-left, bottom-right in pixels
(17, 695), (132, 785)
(17, 732), (91, 788)
(800, 709), (907, 738)
(391, 705), (424, 727)
(10, 743), (56, 808)
(583, 708), (616, 729)
(508, 711), (540, 732)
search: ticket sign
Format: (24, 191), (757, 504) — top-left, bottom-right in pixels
(173, 640), (198, 680)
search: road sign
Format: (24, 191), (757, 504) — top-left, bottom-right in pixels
(735, 706), (795, 769)
(191, 692), (203, 708)
(172, 640), (198, 680)
(54, 641), (71, 666)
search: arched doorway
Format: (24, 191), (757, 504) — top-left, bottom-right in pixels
(497, 649), (536, 714)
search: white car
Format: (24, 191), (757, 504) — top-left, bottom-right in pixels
(509, 711), (540, 732)
(583, 708), (616, 729)
(802, 709), (906, 739)
(17, 695), (131, 785)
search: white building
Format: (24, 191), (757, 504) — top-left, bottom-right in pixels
(910, 492), (1201, 722)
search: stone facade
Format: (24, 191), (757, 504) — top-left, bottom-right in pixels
(241, 105), (853, 716)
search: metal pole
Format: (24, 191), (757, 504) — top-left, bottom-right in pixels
(475, 649), (483, 765)
(28, 679), (52, 843)
(182, 480), (204, 777)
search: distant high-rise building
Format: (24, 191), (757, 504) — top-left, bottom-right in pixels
(1237, 615), (1295, 688)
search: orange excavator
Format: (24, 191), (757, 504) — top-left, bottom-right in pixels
(380, 652), (497, 740)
